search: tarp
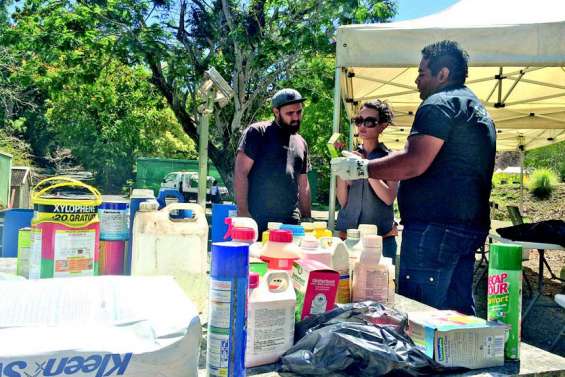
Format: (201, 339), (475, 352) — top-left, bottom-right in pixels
(335, 0), (565, 151)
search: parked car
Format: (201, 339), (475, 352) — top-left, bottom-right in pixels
(160, 171), (228, 202)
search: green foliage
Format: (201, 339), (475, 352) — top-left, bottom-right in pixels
(525, 142), (565, 182)
(528, 168), (558, 200)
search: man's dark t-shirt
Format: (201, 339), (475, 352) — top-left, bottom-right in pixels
(238, 121), (310, 228)
(398, 85), (496, 231)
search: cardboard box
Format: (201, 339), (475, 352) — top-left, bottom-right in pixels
(0, 276), (201, 377)
(292, 259), (339, 321)
(407, 310), (506, 369)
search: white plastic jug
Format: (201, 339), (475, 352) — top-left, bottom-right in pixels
(131, 202), (209, 313)
(246, 270), (296, 367)
(320, 237), (351, 304)
(351, 234), (391, 304)
(300, 236), (332, 266)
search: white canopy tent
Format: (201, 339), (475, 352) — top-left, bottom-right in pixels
(328, 0), (565, 228)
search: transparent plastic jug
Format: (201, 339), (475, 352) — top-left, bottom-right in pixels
(131, 201), (209, 313)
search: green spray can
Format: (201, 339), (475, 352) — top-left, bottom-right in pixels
(487, 243), (522, 359)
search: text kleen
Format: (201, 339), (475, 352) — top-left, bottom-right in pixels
(0, 353), (132, 377)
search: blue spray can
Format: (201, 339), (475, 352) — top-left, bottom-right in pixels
(207, 241), (249, 377)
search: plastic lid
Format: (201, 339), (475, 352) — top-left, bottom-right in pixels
(358, 224), (378, 235)
(490, 243), (523, 270)
(249, 272), (260, 288)
(280, 224), (305, 236)
(267, 222), (282, 230)
(346, 229), (360, 239)
(130, 189), (155, 199)
(269, 229), (293, 243)
(139, 200), (159, 212)
(232, 227), (255, 241)
(362, 234), (382, 249)
(301, 235), (320, 250)
(313, 221), (327, 229)
(301, 222), (314, 231)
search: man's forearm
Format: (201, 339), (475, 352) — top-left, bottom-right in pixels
(234, 173), (250, 216)
(299, 188), (311, 218)
(367, 151), (423, 181)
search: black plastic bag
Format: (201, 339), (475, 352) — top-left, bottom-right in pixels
(294, 301), (408, 342)
(497, 220), (565, 247)
(279, 302), (448, 376)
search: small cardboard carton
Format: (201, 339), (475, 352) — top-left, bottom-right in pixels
(407, 310), (506, 369)
(292, 259), (339, 321)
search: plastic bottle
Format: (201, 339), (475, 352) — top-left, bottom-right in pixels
(320, 237), (351, 304)
(300, 236), (332, 266)
(246, 270), (296, 367)
(488, 243), (523, 360)
(381, 256), (395, 306)
(301, 222), (314, 237)
(227, 226), (255, 245)
(225, 217), (259, 242)
(344, 229), (360, 251)
(351, 234), (391, 304)
(280, 224), (305, 246)
(261, 222), (282, 245)
(349, 226), (378, 268)
(207, 241), (249, 377)
(260, 230), (301, 271)
(312, 221), (332, 239)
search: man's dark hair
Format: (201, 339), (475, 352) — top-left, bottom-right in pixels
(361, 99), (394, 124)
(421, 40), (469, 85)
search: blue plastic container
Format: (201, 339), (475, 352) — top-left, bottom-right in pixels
(98, 196), (129, 240)
(156, 188), (185, 209)
(207, 241), (249, 377)
(211, 203), (237, 242)
(0, 209), (33, 257)
(126, 189), (155, 274)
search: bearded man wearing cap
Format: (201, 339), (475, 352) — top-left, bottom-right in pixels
(234, 88), (312, 236)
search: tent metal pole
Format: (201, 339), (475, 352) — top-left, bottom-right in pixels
(519, 143), (525, 213)
(328, 68), (341, 230)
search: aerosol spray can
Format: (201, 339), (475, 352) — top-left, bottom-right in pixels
(487, 243), (522, 359)
(207, 241), (249, 377)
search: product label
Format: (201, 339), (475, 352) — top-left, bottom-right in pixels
(365, 269), (389, 303)
(54, 230), (96, 277)
(34, 204), (98, 227)
(207, 277), (247, 377)
(336, 274), (350, 304)
(99, 209), (128, 239)
(0, 353), (132, 377)
(248, 305), (294, 355)
(487, 269), (521, 359)
(29, 229), (42, 279)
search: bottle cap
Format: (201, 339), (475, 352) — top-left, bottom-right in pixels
(267, 222), (282, 230)
(232, 227), (255, 241)
(139, 200), (159, 212)
(346, 229), (360, 239)
(249, 272), (260, 289)
(358, 224), (378, 236)
(313, 221), (327, 229)
(362, 234), (382, 249)
(280, 224), (305, 236)
(490, 243), (523, 270)
(301, 222), (314, 231)
(269, 229), (293, 243)
(301, 235), (320, 250)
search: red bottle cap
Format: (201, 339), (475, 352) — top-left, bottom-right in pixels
(269, 229), (293, 243)
(249, 272), (260, 288)
(232, 227), (255, 241)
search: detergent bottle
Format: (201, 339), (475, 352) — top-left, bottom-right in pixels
(246, 270), (295, 367)
(225, 216), (258, 242)
(260, 230), (300, 271)
(320, 237), (351, 304)
(300, 236), (331, 266)
(350, 224), (378, 268)
(261, 222), (282, 245)
(312, 222), (332, 239)
(352, 234), (391, 304)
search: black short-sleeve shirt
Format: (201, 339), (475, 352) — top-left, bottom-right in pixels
(238, 121), (310, 225)
(397, 85), (496, 230)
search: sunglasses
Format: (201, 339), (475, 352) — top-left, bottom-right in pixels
(352, 116), (380, 128)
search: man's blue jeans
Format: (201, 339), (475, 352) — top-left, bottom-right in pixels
(398, 222), (487, 315)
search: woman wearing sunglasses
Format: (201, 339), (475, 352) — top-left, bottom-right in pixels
(336, 99), (399, 263)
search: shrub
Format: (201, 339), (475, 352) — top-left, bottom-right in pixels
(528, 168), (558, 199)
